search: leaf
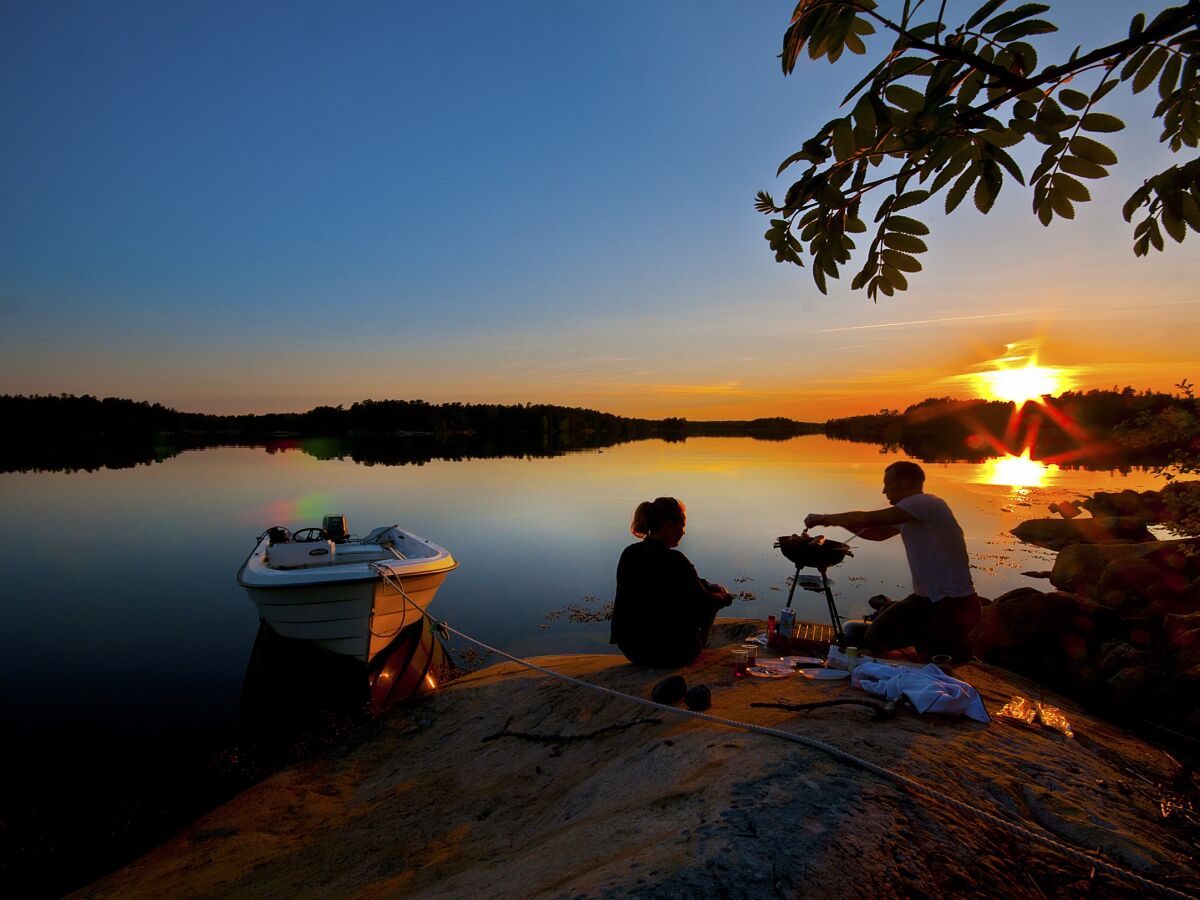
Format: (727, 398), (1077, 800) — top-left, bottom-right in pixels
(1132, 47), (1168, 94)
(966, 0), (1009, 31)
(1070, 135), (1118, 165)
(881, 249), (922, 272)
(1182, 191), (1200, 232)
(1163, 205), (1187, 243)
(1051, 173), (1090, 202)
(1049, 185), (1075, 219)
(1013, 98), (1038, 119)
(1129, 12), (1145, 37)
(994, 19), (1057, 43)
(987, 144), (1026, 184)
(1123, 184), (1152, 222)
(945, 165), (977, 213)
(1059, 155), (1108, 179)
(982, 3), (1051, 34)
(851, 16), (875, 36)
(892, 190), (930, 211)
(1148, 218), (1164, 251)
(883, 231), (928, 253)
(1006, 41), (1038, 75)
(880, 265), (909, 292)
(885, 84), (926, 111)
(974, 170), (1000, 213)
(777, 150), (813, 176)
(1160, 52), (1182, 101)
(1080, 113), (1125, 133)
(1091, 79), (1119, 103)
(832, 119), (855, 162)
(1057, 88), (1089, 110)
(907, 22), (946, 42)
(1121, 45), (1152, 82)
(954, 70), (982, 110)
(852, 94), (876, 146)
(980, 129), (1022, 148)
(1036, 195), (1054, 226)
(886, 215), (930, 235)
(754, 191), (778, 213)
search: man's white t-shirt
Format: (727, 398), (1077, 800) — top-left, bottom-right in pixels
(895, 493), (974, 602)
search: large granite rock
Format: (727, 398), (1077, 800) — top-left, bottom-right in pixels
(970, 587), (1076, 660)
(1010, 516), (1154, 550)
(1050, 542), (1160, 595)
(78, 623), (1199, 899)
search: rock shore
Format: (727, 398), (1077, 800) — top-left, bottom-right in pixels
(81, 623), (1198, 899)
(975, 483), (1200, 740)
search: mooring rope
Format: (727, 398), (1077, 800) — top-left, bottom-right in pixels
(369, 566), (1194, 899)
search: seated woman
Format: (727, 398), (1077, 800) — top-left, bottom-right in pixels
(609, 497), (733, 666)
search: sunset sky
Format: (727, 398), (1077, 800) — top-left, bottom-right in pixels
(2, 1), (1197, 421)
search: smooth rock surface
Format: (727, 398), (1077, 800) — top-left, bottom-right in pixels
(80, 623), (1199, 899)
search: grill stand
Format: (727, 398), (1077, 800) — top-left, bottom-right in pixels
(785, 563), (847, 648)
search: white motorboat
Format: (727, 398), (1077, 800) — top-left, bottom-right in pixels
(237, 515), (458, 662)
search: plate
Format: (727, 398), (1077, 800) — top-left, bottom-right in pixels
(781, 656), (824, 667)
(798, 668), (850, 680)
(746, 666), (794, 678)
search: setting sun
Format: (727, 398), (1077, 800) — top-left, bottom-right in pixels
(974, 359), (1072, 405)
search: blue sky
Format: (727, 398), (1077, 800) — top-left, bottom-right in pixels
(2, 1), (1197, 418)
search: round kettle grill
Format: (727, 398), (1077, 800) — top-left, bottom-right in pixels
(774, 532), (855, 646)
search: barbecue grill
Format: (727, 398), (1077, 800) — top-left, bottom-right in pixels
(774, 532), (855, 647)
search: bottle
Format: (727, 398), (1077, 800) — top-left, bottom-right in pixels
(767, 615), (777, 643)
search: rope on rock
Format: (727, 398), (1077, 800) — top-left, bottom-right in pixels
(370, 566), (1194, 900)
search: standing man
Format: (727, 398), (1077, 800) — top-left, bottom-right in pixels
(804, 460), (981, 663)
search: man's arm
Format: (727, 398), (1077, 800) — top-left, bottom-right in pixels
(804, 506), (914, 540)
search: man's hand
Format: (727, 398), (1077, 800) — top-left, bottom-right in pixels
(804, 513), (827, 529)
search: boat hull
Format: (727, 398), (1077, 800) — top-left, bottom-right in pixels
(243, 569), (448, 661)
(238, 528), (456, 662)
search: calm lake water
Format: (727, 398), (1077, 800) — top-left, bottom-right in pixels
(0, 434), (1169, 892)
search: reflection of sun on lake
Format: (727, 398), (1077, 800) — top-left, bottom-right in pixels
(976, 450), (1054, 488)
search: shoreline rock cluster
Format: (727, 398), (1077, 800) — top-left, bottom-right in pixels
(972, 482), (1200, 744)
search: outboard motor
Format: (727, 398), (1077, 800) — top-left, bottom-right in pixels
(322, 514), (349, 543)
(267, 526), (291, 546)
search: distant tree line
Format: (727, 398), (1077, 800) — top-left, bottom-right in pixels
(0, 394), (825, 473)
(1, 394), (828, 441)
(825, 386), (1198, 466)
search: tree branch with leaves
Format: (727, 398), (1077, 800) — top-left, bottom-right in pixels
(756, 0), (1200, 298)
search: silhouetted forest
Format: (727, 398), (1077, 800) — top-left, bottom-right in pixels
(0, 395), (821, 473)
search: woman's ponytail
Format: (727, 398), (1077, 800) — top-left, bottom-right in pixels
(630, 496), (684, 538)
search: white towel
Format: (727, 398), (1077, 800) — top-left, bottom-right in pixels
(851, 661), (990, 723)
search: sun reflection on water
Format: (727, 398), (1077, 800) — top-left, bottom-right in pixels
(976, 450), (1056, 488)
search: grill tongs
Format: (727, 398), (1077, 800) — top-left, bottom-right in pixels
(774, 531), (854, 647)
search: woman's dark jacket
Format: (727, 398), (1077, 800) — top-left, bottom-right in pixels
(609, 537), (725, 666)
